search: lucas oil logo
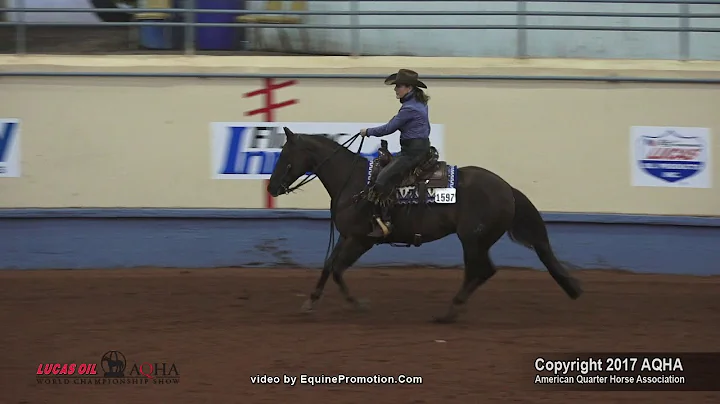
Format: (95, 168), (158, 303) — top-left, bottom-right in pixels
(210, 122), (445, 180)
(631, 126), (711, 188)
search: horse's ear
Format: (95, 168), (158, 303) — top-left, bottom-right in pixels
(283, 127), (297, 143)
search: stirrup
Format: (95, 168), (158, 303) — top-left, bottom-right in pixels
(370, 216), (392, 238)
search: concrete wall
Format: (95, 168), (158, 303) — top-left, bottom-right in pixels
(1, 56), (719, 214)
(1, 55), (719, 273)
(0, 209), (718, 275)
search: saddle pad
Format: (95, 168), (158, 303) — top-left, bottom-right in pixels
(366, 163), (459, 205)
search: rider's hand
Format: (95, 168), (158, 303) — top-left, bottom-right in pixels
(360, 128), (369, 137)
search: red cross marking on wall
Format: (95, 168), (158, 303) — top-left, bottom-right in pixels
(243, 78), (299, 208)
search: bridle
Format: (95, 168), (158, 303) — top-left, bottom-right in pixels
(274, 133), (365, 195)
(272, 132), (367, 263)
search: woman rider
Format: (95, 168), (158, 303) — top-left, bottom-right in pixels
(360, 69), (432, 238)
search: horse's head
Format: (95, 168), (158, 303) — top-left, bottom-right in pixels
(267, 127), (316, 197)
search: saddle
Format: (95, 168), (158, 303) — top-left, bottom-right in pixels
(368, 140), (449, 189)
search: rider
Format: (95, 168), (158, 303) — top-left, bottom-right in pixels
(360, 69), (432, 239)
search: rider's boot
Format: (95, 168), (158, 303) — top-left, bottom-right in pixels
(368, 204), (393, 238)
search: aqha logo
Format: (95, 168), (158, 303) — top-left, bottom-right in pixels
(637, 130), (707, 183)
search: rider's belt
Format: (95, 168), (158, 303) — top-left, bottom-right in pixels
(399, 138), (430, 153)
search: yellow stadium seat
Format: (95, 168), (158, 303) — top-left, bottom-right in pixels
(134, 0), (171, 21)
(236, 0), (309, 53)
(131, 0), (172, 50)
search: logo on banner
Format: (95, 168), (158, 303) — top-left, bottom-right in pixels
(210, 122), (445, 180)
(631, 126), (711, 188)
(0, 119), (21, 177)
(36, 350), (180, 385)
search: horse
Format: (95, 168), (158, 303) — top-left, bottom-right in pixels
(266, 127), (583, 323)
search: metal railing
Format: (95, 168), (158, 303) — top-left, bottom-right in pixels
(1, 0), (719, 59)
(2, 71), (720, 85)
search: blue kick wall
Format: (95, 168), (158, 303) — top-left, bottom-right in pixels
(0, 209), (718, 275)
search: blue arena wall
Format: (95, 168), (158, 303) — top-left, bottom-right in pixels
(0, 209), (718, 275)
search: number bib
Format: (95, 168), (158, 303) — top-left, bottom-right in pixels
(433, 188), (457, 204)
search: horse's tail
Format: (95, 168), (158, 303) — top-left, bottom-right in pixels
(507, 187), (583, 300)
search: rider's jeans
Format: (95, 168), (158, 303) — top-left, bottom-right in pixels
(374, 138), (430, 195)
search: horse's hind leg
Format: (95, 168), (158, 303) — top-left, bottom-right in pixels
(434, 239), (497, 324)
(301, 236), (373, 312)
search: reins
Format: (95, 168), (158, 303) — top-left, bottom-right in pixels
(282, 133), (367, 264)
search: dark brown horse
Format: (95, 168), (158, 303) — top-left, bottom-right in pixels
(267, 127), (582, 323)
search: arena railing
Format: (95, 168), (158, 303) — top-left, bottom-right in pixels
(1, 0), (719, 85)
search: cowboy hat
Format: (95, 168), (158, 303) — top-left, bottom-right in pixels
(384, 69), (427, 89)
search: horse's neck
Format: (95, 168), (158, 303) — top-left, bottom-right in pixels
(313, 146), (368, 201)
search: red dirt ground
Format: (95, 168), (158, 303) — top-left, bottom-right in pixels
(1, 267), (719, 403)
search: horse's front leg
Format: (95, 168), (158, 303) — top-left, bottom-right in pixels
(331, 236), (375, 311)
(301, 236), (373, 313)
(300, 236), (345, 312)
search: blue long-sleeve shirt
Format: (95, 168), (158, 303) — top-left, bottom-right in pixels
(366, 91), (430, 140)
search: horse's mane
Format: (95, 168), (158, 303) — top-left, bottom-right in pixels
(297, 133), (366, 163)
(300, 133), (338, 147)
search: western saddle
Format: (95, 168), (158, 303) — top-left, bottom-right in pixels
(368, 140), (449, 192)
(363, 140), (449, 248)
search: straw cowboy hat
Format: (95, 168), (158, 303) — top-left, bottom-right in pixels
(383, 69), (427, 89)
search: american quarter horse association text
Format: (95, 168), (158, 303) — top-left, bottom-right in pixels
(267, 127), (583, 323)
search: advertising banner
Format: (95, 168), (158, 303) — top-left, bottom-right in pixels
(210, 122), (446, 180)
(630, 126), (711, 188)
(0, 118), (21, 178)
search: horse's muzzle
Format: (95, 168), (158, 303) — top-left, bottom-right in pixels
(267, 183), (290, 197)
(266, 184), (281, 197)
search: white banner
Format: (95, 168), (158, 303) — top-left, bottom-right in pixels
(0, 118), (21, 178)
(630, 126), (711, 188)
(210, 122), (445, 180)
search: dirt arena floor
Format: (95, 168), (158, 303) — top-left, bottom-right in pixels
(1, 267), (719, 403)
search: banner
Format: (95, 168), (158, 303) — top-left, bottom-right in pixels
(210, 122), (446, 180)
(0, 118), (21, 178)
(630, 126), (712, 188)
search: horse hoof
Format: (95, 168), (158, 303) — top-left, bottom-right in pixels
(348, 298), (370, 312)
(300, 299), (315, 313)
(433, 305), (464, 324)
(432, 315), (457, 324)
(568, 281), (584, 300)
